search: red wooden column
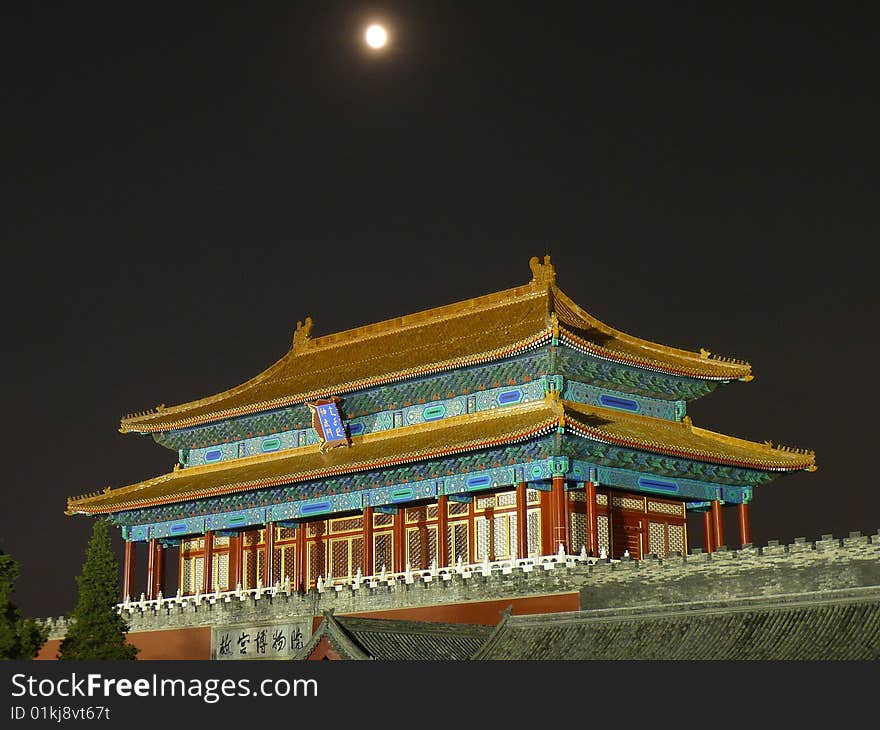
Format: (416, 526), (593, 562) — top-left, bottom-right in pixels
(702, 511), (715, 553)
(153, 543), (165, 598)
(515, 483), (528, 559)
(122, 541), (136, 601)
(737, 503), (751, 546)
(436, 496), (449, 567)
(540, 490), (554, 555)
(145, 538), (157, 600)
(393, 510), (406, 572)
(711, 500), (724, 550)
(550, 476), (569, 553)
(585, 481), (599, 557)
(201, 531), (214, 594)
(263, 522), (275, 587)
(362, 507), (374, 575)
(230, 533), (243, 589)
(295, 524), (307, 592)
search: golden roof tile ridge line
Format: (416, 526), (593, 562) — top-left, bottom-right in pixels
(562, 403), (816, 471)
(120, 329), (553, 433)
(688, 424), (817, 463)
(553, 285), (753, 378)
(558, 325), (745, 381)
(565, 416), (808, 472)
(68, 417), (561, 514)
(300, 281), (549, 355)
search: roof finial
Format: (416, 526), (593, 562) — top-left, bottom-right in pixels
(529, 255), (556, 286)
(292, 316), (314, 352)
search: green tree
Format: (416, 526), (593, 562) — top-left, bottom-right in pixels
(0, 551), (48, 659)
(59, 520), (138, 660)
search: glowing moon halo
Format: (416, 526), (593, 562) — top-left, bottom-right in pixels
(365, 24), (388, 49)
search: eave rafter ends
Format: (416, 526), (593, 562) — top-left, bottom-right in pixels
(71, 394), (814, 516)
(119, 256), (752, 435)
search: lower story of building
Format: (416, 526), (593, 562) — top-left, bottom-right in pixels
(122, 480), (749, 602)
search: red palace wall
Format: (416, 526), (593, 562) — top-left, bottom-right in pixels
(36, 627), (212, 661)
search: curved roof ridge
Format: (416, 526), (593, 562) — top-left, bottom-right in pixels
(553, 285), (753, 381)
(303, 279), (550, 354)
(563, 400), (816, 472)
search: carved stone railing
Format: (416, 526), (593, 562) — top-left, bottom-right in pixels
(114, 545), (600, 613)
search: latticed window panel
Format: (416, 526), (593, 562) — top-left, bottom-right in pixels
(279, 545), (296, 583)
(330, 516), (363, 533)
(212, 552), (229, 591)
(493, 513), (515, 560)
(597, 515), (610, 554)
(373, 532), (393, 574)
(570, 512), (588, 554)
(527, 508), (541, 557)
(596, 493), (608, 506)
(612, 495), (645, 511)
(427, 505), (439, 519)
(244, 531), (262, 547)
(497, 489), (517, 507)
(667, 524), (685, 555)
(308, 542), (326, 585)
(181, 555), (202, 595)
(648, 522), (666, 557)
(570, 490), (586, 502)
(406, 506), (428, 524)
(475, 496), (494, 511)
(373, 512), (394, 528)
(475, 517), (490, 561)
(243, 550), (258, 589)
(308, 522), (326, 538)
(648, 501), (684, 517)
(256, 550), (265, 585)
(327, 536), (363, 579)
(448, 501), (470, 517)
(331, 539), (348, 579)
(407, 528), (421, 568)
(182, 538), (202, 552)
(447, 522), (469, 564)
(526, 489), (541, 505)
(272, 546), (283, 584)
(406, 526), (437, 569)
(192, 556), (204, 594)
(278, 527), (297, 541)
(351, 537), (363, 574)
(213, 536), (230, 547)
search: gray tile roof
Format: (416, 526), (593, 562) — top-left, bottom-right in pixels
(472, 586), (880, 660)
(296, 611), (494, 661)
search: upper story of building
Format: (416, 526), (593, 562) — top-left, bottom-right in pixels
(118, 256), (757, 472)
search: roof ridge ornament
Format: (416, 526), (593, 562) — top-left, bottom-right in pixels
(529, 255), (556, 287)
(292, 316), (314, 353)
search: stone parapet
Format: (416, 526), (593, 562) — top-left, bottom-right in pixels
(581, 530), (880, 609)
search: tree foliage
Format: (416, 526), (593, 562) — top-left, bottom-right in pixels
(59, 520), (138, 660)
(0, 551), (48, 659)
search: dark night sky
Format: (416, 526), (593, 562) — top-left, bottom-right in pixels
(3, 2), (878, 619)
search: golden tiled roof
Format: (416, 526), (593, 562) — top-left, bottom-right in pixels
(71, 395), (813, 515)
(70, 399), (560, 515)
(120, 256), (752, 434)
(562, 400), (816, 472)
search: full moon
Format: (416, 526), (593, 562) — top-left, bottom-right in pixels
(365, 24), (388, 49)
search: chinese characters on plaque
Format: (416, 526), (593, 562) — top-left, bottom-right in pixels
(213, 622), (310, 660)
(306, 397), (351, 453)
